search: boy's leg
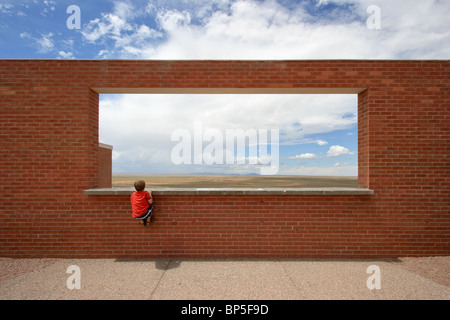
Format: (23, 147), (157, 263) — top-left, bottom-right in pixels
(146, 206), (154, 224)
(146, 213), (154, 224)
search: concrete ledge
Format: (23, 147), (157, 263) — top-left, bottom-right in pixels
(98, 143), (113, 150)
(83, 187), (374, 196)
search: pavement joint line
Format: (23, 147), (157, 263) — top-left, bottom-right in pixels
(279, 261), (304, 299)
(148, 259), (172, 300)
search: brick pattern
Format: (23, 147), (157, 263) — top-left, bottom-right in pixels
(0, 60), (448, 258)
(98, 144), (112, 188)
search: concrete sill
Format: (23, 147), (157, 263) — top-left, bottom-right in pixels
(83, 187), (374, 196)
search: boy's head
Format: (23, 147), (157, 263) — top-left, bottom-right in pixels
(134, 180), (145, 191)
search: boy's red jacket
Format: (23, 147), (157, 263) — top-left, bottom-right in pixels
(130, 191), (151, 218)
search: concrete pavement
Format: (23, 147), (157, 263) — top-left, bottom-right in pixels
(0, 258), (449, 301)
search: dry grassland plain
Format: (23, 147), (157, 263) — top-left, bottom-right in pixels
(112, 174), (358, 188)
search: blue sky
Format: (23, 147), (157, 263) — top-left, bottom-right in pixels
(1, 0), (449, 175)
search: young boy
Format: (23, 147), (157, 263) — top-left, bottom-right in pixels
(130, 180), (154, 227)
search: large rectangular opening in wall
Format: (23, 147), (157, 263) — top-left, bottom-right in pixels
(98, 92), (358, 188)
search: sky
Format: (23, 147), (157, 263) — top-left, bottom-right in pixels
(1, 0), (449, 176)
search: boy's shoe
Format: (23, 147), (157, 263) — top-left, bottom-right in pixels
(146, 214), (155, 225)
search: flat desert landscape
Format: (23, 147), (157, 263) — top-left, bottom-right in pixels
(112, 174), (359, 188)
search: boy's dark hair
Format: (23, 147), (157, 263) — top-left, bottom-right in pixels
(134, 180), (145, 191)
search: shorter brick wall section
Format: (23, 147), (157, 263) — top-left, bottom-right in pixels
(1, 192), (446, 259)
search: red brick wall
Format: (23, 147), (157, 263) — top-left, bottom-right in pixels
(0, 60), (448, 258)
(98, 143), (112, 188)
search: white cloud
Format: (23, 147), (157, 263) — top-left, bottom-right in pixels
(57, 51), (74, 59)
(43, 0), (56, 7)
(81, 3), (163, 58)
(0, 3), (13, 14)
(327, 145), (354, 157)
(113, 1), (136, 19)
(98, 49), (109, 58)
(316, 140), (328, 146)
(40, 0), (56, 16)
(82, 14), (133, 43)
(157, 9), (191, 31)
(20, 32), (54, 53)
(289, 153), (321, 160)
(37, 32), (54, 53)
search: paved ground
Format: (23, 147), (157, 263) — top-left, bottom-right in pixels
(0, 257), (449, 301)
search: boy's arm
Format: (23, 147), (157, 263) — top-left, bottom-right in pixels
(148, 190), (153, 205)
